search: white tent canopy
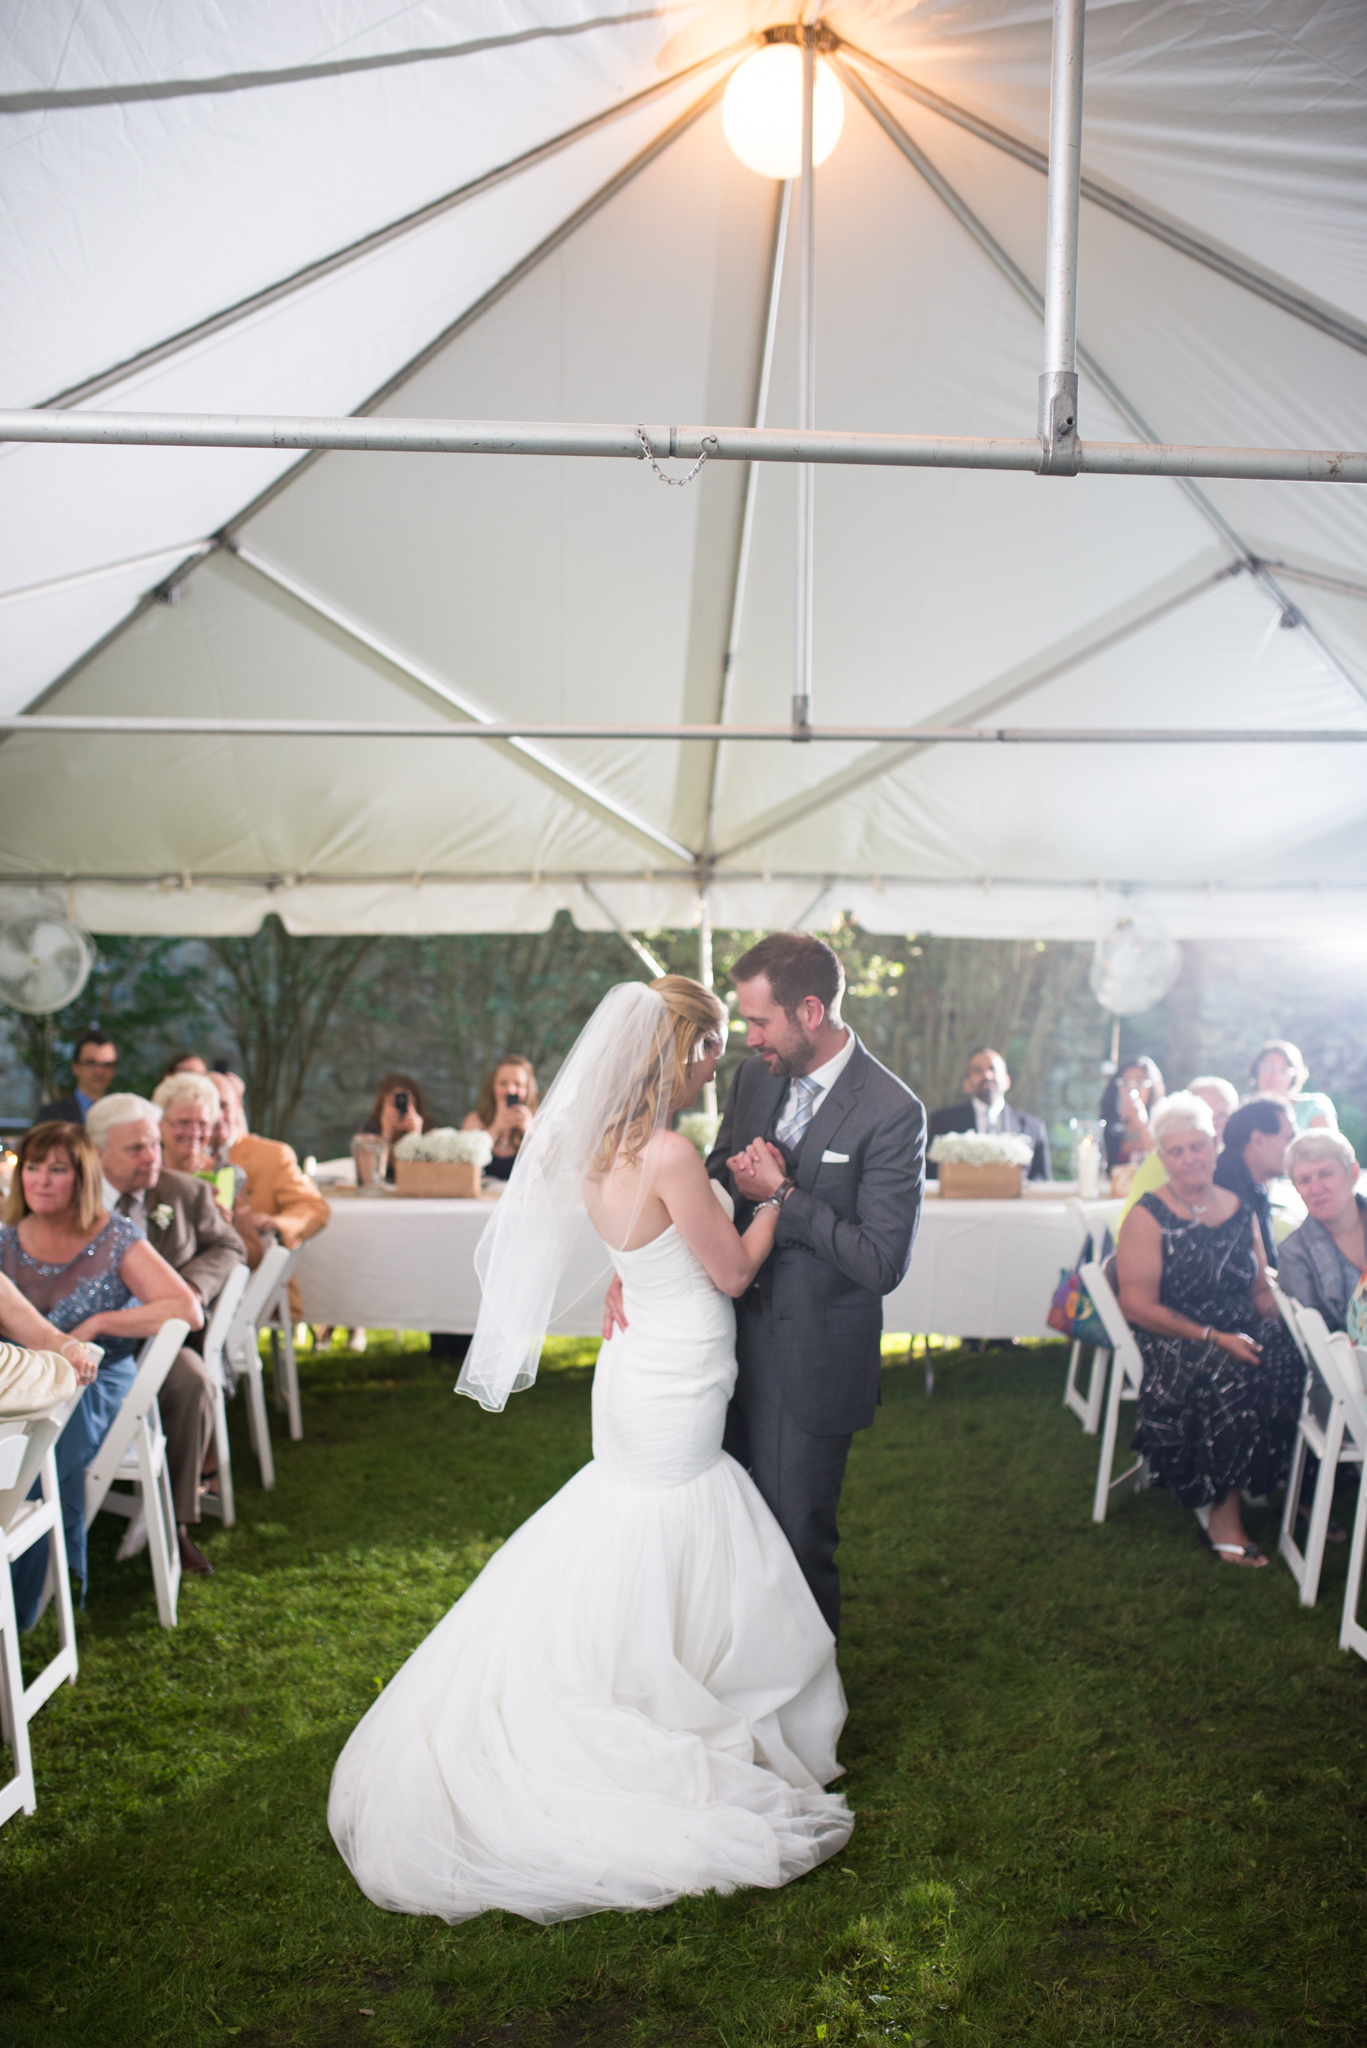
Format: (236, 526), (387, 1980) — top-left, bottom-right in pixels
(3, 0), (1365, 945)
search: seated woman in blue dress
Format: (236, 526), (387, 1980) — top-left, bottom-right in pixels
(5, 1119), (200, 1627)
(1116, 1091), (1303, 1569)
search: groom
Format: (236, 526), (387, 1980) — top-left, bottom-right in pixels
(707, 933), (924, 1634)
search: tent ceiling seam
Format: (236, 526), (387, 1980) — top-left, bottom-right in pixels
(0, 9), (693, 114)
(712, 564), (1236, 860)
(839, 68), (1367, 716)
(6, 871), (1365, 898)
(839, 42), (1367, 361)
(227, 543), (696, 867)
(35, 39), (753, 412)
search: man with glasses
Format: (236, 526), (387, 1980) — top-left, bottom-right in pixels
(37, 1027), (118, 1125)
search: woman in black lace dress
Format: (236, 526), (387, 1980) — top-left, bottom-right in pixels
(1116, 1091), (1303, 1567)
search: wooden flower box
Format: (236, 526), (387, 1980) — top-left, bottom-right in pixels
(938, 1161), (1022, 1200)
(392, 1159), (483, 1200)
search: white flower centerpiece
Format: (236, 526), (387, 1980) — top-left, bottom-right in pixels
(928, 1129), (1032, 1199)
(392, 1126), (494, 1198)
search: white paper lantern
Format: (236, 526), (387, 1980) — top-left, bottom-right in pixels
(721, 45), (846, 180)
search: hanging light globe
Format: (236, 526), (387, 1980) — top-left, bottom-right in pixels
(721, 44), (846, 179)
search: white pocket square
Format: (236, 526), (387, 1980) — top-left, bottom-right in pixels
(821, 1150), (850, 1163)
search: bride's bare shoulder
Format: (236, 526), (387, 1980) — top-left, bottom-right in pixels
(645, 1128), (705, 1175)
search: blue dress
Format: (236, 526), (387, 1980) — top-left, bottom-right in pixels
(3, 1213), (145, 1629)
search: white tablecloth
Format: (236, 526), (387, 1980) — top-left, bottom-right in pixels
(295, 1188), (1123, 1340)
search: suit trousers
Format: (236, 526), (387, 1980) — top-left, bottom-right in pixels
(159, 1348), (218, 1524)
(723, 1327), (852, 1638)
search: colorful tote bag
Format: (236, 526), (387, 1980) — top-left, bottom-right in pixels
(1047, 1232), (1113, 1350)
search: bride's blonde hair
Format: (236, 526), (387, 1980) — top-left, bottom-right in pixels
(592, 975), (726, 1174)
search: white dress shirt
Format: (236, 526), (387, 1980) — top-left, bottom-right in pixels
(782, 1026), (857, 1124)
(101, 1175), (145, 1229)
(972, 1096), (1005, 1134)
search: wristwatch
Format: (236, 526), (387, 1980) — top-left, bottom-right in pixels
(757, 1178), (795, 1213)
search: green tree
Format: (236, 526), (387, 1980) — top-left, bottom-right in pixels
(208, 919), (378, 1142)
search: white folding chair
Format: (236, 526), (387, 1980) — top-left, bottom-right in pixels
(261, 1246), (304, 1441)
(0, 1402), (79, 1826)
(84, 1321), (190, 1630)
(222, 1244), (301, 1491)
(1063, 1337), (1111, 1434)
(197, 1261), (251, 1530)
(1081, 1258), (1149, 1522)
(1278, 1308), (1367, 1608)
(1341, 1342), (1367, 1663)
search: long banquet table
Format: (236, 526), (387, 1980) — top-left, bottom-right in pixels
(295, 1186), (1123, 1341)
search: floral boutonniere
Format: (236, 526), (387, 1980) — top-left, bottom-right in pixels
(150, 1203), (174, 1233)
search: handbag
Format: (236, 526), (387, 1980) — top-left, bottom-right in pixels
(1047, 1232), (1112, 1349)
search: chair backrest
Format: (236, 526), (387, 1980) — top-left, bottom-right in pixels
(1291, 1305), (1366, 1440)
(83, 1320), (189, 1528)
(233, 1241), (293, 1339)
(1268, 1275), (1310, 1363)
(1080, 1259), (1144, 1385)
(201, 1260), (251, 1386)
(0, 1408), (71, 1530)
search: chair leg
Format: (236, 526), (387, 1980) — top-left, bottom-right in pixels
(241, 1356), (276, 1490)
(1340, 1460), (1367, 1657)
(0, 1563), (36, 1824)
(1063, 1341), (1084, 1421)
(139, 1419), (180, 1630)
(1084, 1348), (1112, 1434)
(1093, 1356), (1123, 1523)
(1297, 1414), (1345, 1610)
(205, 1388), (236, 1528)
(275, 1311), (302, 1442)
(1277, 1423), (1315, 1591)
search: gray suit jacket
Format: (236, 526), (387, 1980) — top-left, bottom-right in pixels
(143, 1168), (247, 1310)
(1276, 1196), (1367, 1333)
(706, 1035), (925, 1435)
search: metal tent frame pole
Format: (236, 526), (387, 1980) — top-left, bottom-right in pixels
(794, 33), (817, 737)
(1038, 0), (1085, 474)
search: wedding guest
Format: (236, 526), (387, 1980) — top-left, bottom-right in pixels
(154, 1070), (236, 1212)
(207, 1069), (328, 1317)
(4, 1121), (200, 1626)
(464, 1056), (539, 1184)
(1118, 1074), (1240, 1220)
(361, 1075), (426, 1149)
(37, 1027), (118, 1125)
(1100, 1055), (1165, 1169)
(89, 1093), (246, 1577)
(926, 1047), (1051, 1182)
(0, 1331), (100, 1415)
(157, 1051), (209, 1084)
(1117, 1092), (1302, 1567)
(1213, 1096), (1296, 1264)
(1249, 1040), (1336, 1131)
(1278, 1129), (1366, 1332)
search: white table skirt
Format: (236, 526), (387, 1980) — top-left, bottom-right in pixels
(295, 1187), (1123, 1340)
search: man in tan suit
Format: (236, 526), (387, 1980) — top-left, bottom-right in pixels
(87, 1093), (246, 1576)
(207, 1071), (329, 1318)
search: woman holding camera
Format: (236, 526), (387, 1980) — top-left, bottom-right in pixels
(463, 1057), (539, 1184)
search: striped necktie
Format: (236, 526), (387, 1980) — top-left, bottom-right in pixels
(775, 1074), (820, 1153)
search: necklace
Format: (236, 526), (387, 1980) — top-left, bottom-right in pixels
(1178, 1193), (1212, 1217)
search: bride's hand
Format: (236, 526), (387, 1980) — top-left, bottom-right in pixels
(728, 1140), (787, 1202)
(602, 1273), (628, 1341)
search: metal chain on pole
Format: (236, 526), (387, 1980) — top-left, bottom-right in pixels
(636, 425), (718, 486)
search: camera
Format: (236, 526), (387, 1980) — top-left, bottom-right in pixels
(504, 1089), (525, 1110)
(393, 1089), (410, 1115)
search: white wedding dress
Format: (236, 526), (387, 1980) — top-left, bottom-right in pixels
(328, 1186), (852, 1923)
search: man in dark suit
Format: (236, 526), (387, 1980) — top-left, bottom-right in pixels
(87, 1092), (246, 1576)
(37, 1026), (119, 1125)
(926, 1047), (1051, 1182)
(705, 933), (925, 1634)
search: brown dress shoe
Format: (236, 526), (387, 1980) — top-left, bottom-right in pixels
(177, 1526), (215, 1576)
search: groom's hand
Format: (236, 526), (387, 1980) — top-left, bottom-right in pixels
(728, 1139), (788, 1202)
(602, 1273), (628, 1340)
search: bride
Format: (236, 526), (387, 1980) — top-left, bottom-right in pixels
(328, 975), (852, 1923)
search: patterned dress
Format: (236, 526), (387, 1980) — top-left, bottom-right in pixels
(2, 1213), (145, 1627)
(1130, 1193), (1303, 1509)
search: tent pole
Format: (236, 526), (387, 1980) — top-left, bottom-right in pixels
(580, 882), (667, 977)
(703, 180), (791, 860)
(793, 34), (816, 739)
(698, 890), (717, 1118)
(1038, 0), (1085, 475)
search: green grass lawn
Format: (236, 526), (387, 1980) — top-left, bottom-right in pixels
(2, 1336), (1364, 2048)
